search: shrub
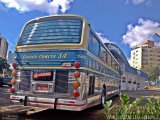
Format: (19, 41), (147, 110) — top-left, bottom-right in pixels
(104, 93), (160, 120)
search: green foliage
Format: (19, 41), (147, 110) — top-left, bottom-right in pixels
(104, 93), (160, 120)
(104, 100), (115, 120)
(149, 66), (160, 82)
(142, 66), (160, 83)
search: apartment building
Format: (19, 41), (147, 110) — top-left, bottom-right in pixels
(0, 34), (8, 59)
(131, 40), (160, 71)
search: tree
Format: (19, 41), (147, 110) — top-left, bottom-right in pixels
(141, 66), (160, 85)
(0, 57), (10, 74)
(149, 66), (160, 84)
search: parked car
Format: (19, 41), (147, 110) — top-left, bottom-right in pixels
(0, 76), (12, 87)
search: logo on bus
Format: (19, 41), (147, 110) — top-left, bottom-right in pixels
(34, 72), (52, 79)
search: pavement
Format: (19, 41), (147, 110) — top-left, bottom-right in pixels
(121, 90), (160, 98)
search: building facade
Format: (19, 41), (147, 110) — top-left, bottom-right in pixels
(105, 43), (148, 90)
(0, 34), (8, 59)
(131, 40), (160, 71)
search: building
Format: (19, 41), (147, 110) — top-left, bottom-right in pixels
(7, 51), (15, 64)
(0, 34), (8, 59)
(131, 40), (160, 71)
(105, 43), (148, 90)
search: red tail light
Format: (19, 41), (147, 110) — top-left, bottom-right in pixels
(12, 62), (17, 68)
(73, 90), (80, 98)
(74, 62), (80, 68)
(10, 88), (15, 93)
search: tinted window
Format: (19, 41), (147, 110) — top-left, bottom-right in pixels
(99, 43), (106, 62)
(18, 19), (82, 45)
(88, 32), (100, 56)
(55, 70), (68, 93)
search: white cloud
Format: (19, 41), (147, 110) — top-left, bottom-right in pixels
(122, 18), (160, 48)
(132, 0), (147, 5)
(125, 0), (151, 5)
(0, 0), (73, 14)
(96, 32), (111, 43)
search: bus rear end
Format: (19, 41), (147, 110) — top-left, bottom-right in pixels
(10, 15), (89, 111)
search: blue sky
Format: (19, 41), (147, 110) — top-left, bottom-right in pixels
(0, 0), (160, 59)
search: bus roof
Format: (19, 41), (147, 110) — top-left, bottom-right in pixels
(25, 14), (89, 27)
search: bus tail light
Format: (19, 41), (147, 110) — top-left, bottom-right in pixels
(73, 81), (80, 88)
(10, 88), (15, 93)
(10, 79), (16, 85)
(11, 70), (17, 76)
(74, 62), (80, 68)
(74, 71), (80, 78)
(12, 62), (17, 68)
(73, 90), (80, 98)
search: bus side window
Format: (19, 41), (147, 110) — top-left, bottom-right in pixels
(88, 31), (100, 57)
(88, 76), (95, 95)
(99, 44), (107, 63)
(105, 51), (111, 66)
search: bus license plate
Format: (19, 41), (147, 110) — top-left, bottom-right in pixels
(36, 84), (48, 91)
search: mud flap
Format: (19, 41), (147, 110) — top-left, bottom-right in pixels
(54, 98), (58, 109)
(24, 96), (28, 106)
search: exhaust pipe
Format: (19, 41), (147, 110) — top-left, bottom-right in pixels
(19, 99), (23, 102)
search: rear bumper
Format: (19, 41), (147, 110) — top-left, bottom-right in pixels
(10, 95), (87, 111)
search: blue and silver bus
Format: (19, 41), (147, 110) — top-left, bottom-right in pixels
(10, 15), (121, 111)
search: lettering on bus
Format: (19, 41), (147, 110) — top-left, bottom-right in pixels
(22, 53), (68, 60)
(77, 55), (86, 59)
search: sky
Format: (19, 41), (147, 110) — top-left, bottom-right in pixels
(0, 0), (160, 59)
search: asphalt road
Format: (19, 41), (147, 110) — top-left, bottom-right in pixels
(0, 86), (12, 106)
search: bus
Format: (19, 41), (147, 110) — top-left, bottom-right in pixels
(10, 15), (121, 111)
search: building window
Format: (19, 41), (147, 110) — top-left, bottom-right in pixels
(133, 81), (136, 84)
(122, 77), (126, 82)
(128, 81), (131, 84)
